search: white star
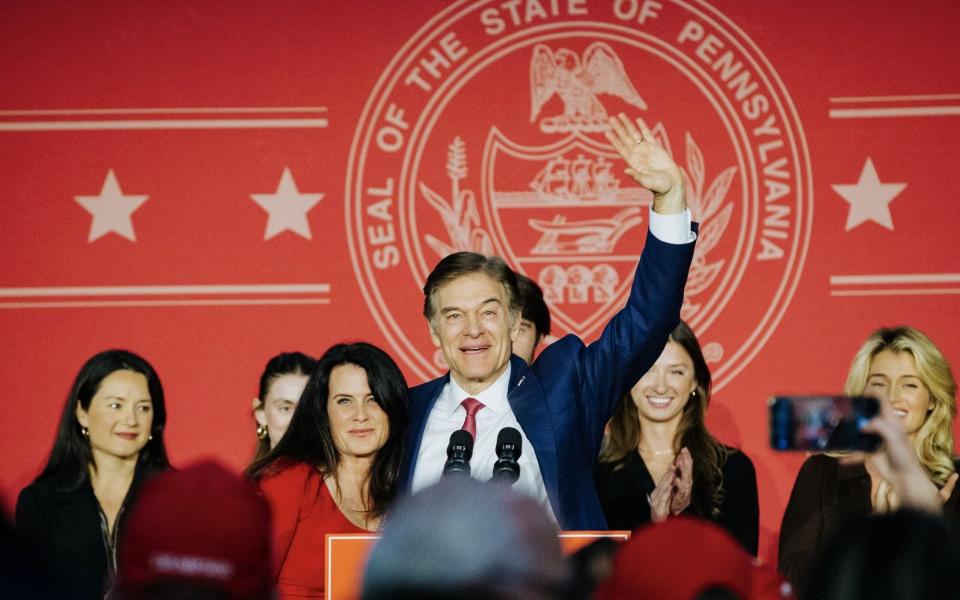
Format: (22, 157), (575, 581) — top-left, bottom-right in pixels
(75, 170), (149, 242)
(250, 168), (323, 240)
(832, 158), (906, 231)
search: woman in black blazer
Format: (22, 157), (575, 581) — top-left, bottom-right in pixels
(595, 320), (759, 555)
(16, 350), (171, 600)
(778, 326), (959, 591)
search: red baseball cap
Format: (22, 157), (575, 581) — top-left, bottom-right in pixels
(594, 517), (792, 600)
(116, 460), (273, 599)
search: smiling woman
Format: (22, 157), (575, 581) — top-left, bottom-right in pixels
(15, 349), (171, 600)
(246, 342), (408, 600)
(595, 320), (759, 555)
(778, 326), (959, 591)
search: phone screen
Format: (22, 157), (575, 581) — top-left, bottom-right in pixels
(769, 395), (881, 451)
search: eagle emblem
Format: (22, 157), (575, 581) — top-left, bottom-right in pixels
(530, 42), (646, 133)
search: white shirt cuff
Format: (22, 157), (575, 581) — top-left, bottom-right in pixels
(648, 207), (696, 244)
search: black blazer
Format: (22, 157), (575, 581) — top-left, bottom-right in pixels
(778, 454), (960, 591)
(595, 448), (759, 554)
(15, 467), (152, 600)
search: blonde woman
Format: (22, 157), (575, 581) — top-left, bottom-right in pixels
(779, 326), (959, 589)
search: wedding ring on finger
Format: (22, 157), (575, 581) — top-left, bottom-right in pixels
(634, 137), (644, 145)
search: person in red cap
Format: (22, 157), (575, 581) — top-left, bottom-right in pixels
(594, 517), (791, 600)
(115, 460), (273, 600)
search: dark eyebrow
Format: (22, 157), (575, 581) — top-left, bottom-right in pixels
(440, 297), (502, 314)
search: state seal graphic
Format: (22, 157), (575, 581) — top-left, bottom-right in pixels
(346, 0), (812, 389)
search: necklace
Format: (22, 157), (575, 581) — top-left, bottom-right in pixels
(640, 447), (675, 456)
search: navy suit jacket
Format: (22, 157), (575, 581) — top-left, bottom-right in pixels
(400, 229), (696, 530)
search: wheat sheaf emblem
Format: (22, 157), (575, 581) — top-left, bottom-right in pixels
(420, 136), (494, 258)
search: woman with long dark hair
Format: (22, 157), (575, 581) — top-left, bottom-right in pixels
(595, 320), (759, 554)
(251, 351), (316, 462)
(247, 342), (408, 599)
(16, 349), (170, 599)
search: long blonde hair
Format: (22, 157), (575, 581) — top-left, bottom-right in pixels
(845, 327), (957, 496)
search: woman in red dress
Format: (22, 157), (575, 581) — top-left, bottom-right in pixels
(246, 342), (408, 599)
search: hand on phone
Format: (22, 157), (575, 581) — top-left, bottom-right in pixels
(841, 413), (957, 513)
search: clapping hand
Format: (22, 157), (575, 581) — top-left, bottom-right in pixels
(649, 448), (694, 522)
(605, 112), (686, 215)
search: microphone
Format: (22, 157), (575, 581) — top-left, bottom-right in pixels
(442, 429), (474, 478)
(491, 427), (522, 485)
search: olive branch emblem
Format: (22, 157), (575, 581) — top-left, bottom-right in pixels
(648, 123), (736, 319)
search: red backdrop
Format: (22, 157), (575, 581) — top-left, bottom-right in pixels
(2, 0), (958, 562)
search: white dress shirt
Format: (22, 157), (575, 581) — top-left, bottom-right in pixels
(410, 363), (557, 521)
(410, 207), (694, 519)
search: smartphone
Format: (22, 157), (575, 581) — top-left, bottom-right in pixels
(769, 395), (881, 451)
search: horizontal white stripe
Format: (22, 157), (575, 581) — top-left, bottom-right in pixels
(831, 288), (960, 297)
(0, 106), (327, 116)
(830, 274), (960, 285)
(829, 106), (960, 119)
(0, 298), (331, 309)
(0, 284), (330, 298)
(829, 94), (960, 103)
(0, 118), (328, 131)
(0, 119), (329, 131)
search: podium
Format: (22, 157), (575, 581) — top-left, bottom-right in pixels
(326, 531), (630, 599)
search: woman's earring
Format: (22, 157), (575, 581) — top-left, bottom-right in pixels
(81, 426), (89, 437)
(256, 424), (269, 440)
(148, 434), (153, 441)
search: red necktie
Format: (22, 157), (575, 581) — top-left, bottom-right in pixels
(460, 397), (485, 440)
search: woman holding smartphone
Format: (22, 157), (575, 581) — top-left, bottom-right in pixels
(595, 320), (759, 554)
(778, 326), (959, 590)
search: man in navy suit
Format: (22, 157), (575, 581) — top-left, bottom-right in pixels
(401, 114), (697, 529)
